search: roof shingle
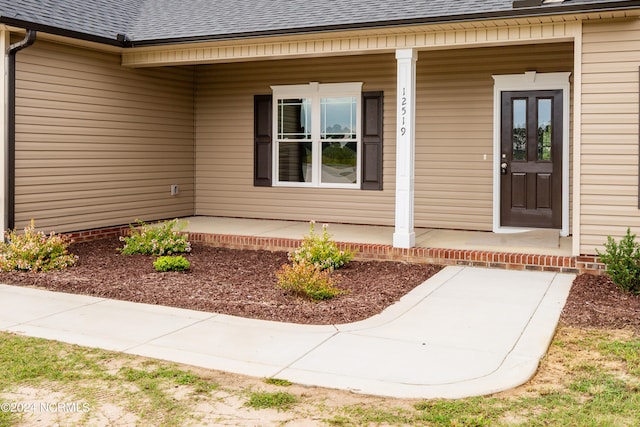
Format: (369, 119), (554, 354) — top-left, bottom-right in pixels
(0, 0), (636, 45)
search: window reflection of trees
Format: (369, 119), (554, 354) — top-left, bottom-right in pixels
(322, 142), (357, 183)
(513, 127), (527, 161)
(323, 123), (354, 139)
(538, 123), (551, 161)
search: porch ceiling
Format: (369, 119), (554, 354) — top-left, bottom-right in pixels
(121, 11), (635, 67)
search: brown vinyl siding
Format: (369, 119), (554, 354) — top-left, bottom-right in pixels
(580, 19), (640, 254)
(414, 43), (573, 231)
(195, 44), (573, 229)
(15, 40), (195, 232)
(195, 54), (397, 225)
(13, 37), (576, 234)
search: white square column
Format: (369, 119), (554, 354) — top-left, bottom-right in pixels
(393, 48), (417, 248)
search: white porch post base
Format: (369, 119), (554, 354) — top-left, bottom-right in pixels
(393, 48), (417, 249)
(393, 230), (416, 248)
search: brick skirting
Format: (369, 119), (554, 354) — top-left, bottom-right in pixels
(65, 225), (131, 243)
(63, 227), (605, 274)
(188, 232), (604, 275)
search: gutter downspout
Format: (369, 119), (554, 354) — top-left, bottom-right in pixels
(5, 30), (36, 232)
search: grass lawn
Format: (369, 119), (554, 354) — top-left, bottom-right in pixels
(0, 327), (639, 426)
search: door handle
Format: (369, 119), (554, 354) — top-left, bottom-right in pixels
(500, 162), (508, 175)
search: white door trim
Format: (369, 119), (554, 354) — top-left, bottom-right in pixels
(492, 71), (571, 237)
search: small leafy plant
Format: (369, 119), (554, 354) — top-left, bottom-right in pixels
(119, 219), (191, 256)
(596, 228), (640, 294)
(153, 255), (191, 272)
(289, 221), (355, 271)
(276, 260), (345, 301)
(276, 221), (352, 301)
(0, 220), (77, 272)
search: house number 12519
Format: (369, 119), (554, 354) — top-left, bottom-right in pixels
(400, 88), (407, 136)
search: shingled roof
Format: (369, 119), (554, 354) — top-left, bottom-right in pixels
(1, 0), (638, 46)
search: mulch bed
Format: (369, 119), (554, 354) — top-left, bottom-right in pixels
(0, 238), (638, 331)
(560, 273), (640, 333)
(0, 238), (441, 325)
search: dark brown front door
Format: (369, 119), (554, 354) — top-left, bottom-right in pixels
(500, 90), (562, 228)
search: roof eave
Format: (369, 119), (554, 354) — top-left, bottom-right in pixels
(3, 0), (640, 48)
(0, 16), (125, 47)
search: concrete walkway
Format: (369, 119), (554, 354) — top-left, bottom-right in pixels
(0, 266), (574, 399)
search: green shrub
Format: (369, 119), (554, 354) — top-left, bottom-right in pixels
(153, 256), (191, 272)
(276, 260), (345, 301)
(596, 228), (640, 294)
(119, 219), (191, 256)
(289, 221), (355, 271)
(0, 220), (77, 272)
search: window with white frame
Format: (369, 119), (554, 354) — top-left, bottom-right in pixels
(271, 82), (362, 188)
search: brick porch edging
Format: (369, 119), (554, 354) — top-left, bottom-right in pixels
(188, 232), (605, 275)
(64, 227), (604, 275)
(65, 225), (131, 242)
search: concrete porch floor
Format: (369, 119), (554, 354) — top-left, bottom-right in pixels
(183, 216), (572, 257)
(180, 216), (587, 273)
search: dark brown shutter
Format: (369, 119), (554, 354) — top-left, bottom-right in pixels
(361, 91), (383, 190)
(254, 94), (272, 187)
